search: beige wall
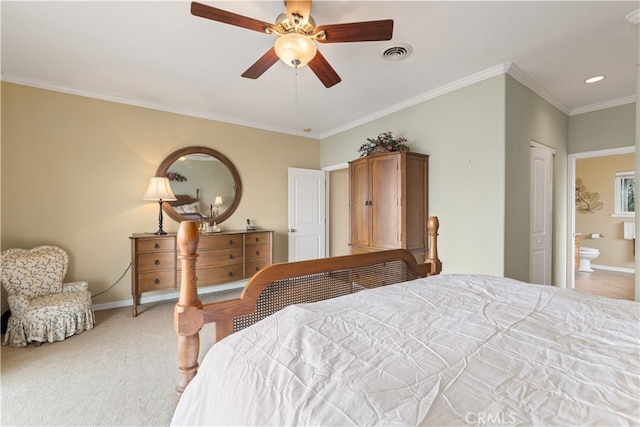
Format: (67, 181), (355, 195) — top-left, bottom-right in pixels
(576, 154), (635, 270)
(1, 82), (319, 312)
(328, 168), (349, 257)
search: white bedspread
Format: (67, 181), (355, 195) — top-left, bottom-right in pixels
(172, 274), (640, 426)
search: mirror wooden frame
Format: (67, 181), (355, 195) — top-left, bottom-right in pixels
(156, 146), (242, 225)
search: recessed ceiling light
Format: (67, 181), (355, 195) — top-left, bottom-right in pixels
(584, 75), (606, 84)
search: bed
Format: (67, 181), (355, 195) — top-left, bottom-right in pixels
(169, 189), (208, 221)
(171, 218), (639, 426)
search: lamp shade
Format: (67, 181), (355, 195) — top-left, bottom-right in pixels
(142, 177), (177, 201)
(274, 33), (317, 67)
(214, 196), (223, 206)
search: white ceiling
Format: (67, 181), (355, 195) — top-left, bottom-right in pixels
(2, 1), (638, 139)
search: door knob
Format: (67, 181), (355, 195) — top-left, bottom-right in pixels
(289, 228), (296, 232)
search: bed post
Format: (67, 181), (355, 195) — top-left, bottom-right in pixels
(426, 216), (443, 275)
(174, 221), (202, 403)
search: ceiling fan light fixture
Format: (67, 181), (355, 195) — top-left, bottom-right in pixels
(274, 33), (317, 67)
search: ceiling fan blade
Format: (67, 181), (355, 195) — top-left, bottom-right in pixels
(286, 1), (312, 26)
(316, 20), (394, 43)
(308, 50), (341, 88)
(191, 2), (275, 34)
(241, 48), (279, 79)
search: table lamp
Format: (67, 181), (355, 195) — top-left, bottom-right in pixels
(143, 177), (177, 235)
(214, 196), (223, 217)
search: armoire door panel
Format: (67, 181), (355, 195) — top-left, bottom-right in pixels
(370, 154), (401, 248)
(350, 159), (370, 247)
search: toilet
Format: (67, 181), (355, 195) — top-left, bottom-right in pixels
(578, 246), (600, 272)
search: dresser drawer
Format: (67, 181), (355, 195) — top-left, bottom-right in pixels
(199, 234), (243, 250)
(245, 259), (270, 277)
(137, 270), (176, 292)
(195, 247), (243, 268)
(137, 237), (175, 253)
(245, 232), (271, 246)
(179, 265), (244, 287)
(245, 243), (270, 261)
(137, 252), (176, 272)
(131, 230), (272, 317)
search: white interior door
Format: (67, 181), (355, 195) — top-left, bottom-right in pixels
(288, 168), (326, 261)
(530, 144), (553, 285)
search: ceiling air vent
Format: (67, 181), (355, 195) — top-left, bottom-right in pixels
(380, 43), (413, 61)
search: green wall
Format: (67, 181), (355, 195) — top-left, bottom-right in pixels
(322, 76), (508, 275)
(568, 103), (636, 153)
(505, 75), (569, 283)
(322, 74), (572, 284)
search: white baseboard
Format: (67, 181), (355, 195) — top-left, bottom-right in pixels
(92, 280), (248, 312)
(591, 264), (635, 274)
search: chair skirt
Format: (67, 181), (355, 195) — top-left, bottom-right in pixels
(2, 290), (95, 347)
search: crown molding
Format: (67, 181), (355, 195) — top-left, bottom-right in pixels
(570, 95), (637, 116)
(0, 74), (316, 139)
(505, 63), (571, 115)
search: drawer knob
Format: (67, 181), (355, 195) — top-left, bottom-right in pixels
(154, 243), (160, 249)
(255, 266), (260, 271)
(229, 254), (233, 259)
(255, 250), (260, 256)
(154, 259), (160, 265)
(229, 240), (233, 245)
(255, 237), (259, 242)
(228, 271), (233, 277)
(154, 278), (160, 285)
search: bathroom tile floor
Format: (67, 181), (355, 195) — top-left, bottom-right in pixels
(575, 269), (635, 301)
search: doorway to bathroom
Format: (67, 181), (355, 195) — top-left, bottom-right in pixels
(568, 146), (636, 301)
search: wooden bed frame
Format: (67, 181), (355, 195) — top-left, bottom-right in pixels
(173, 216), (443, 402)
(168, 189), (200, 209)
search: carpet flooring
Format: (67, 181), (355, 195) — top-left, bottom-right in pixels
(1, 289), (240, 426)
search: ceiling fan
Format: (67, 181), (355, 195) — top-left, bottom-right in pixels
(191, 1), (394, 88)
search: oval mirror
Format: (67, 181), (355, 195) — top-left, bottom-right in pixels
(156, 146), (242, 225)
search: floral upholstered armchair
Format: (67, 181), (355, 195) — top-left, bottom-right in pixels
(1, 245), (95, 347)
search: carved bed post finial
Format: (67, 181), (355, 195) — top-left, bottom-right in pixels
(426, 216), (443, 275)
(174, 221), (202, 404)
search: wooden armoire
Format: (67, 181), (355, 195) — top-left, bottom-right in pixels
(349, 151), (429, 262)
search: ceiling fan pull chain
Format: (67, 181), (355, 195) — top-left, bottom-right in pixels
(294, 61), (299, 105)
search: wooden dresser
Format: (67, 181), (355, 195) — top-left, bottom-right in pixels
(130, 230), (273, 316)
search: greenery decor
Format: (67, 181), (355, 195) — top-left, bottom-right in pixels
(166, 172), (188, 182)
(358, 132), (409, 157)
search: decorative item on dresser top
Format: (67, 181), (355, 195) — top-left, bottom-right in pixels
(142, 176), (177, 235)
(129, 229), (273, 317)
